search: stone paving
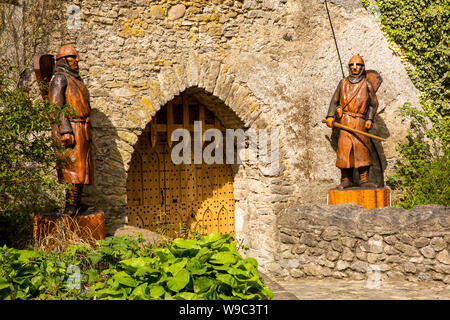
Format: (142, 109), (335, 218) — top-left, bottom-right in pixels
(263, 275), (450, 300)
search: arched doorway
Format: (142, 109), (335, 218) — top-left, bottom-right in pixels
(126, 91), (235, 237)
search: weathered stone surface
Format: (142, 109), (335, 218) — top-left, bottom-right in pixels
(168, 4), (186, 20)
(303, 264), (324, 277)
(350, 261), (369, 273)
(402, 262), (417, 274)
(336, 260), (349, 271)
(420, 246), (436, 259)
(394, 243), (421, 257)
(387, 271), (405, 281)
(436, 250), (450, 265)
(276, 204), (449, 284)
(342, 247), (355, 262)
(414, 237), (430, 248)
(326, 250), (340, 262)
(150, 5), (164, 19)
(321, 227), (339, 241)
(430, 237), (447, 252)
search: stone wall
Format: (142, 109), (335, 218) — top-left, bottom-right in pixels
(272, 204), (450, 284)
(36, 0), (422, 265)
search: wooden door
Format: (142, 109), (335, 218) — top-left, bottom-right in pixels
(126, 93), (235, 237)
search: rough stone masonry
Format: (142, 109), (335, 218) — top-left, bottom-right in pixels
(276, 204), (449, 285)
(36, 0), (431, 276)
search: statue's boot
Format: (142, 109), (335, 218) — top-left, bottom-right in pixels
(337, 168), (354, 189)
(358, 166), (378, 189)
(64, 184), (82, 216)
(75, 184), (90, 212)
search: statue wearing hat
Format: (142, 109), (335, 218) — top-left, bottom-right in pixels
(325, 55), (383, 189)
(48, 45), (94, 215)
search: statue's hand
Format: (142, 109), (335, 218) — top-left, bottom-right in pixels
(61, 133), (75, 147)
(326, 117), (335, 128)
(365, 120), (373, 130)
(336, 107), (343, 119)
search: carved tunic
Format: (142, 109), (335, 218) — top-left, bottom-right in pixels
(327, 76), (378, 168)
(49, 68), (93, 184)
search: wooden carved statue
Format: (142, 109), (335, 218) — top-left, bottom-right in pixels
(325, 55), (383, 189)
(47, 45), (94, 215)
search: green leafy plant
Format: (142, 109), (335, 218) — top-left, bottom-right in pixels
(366, 0), (450, 207)
(0, 233), (273, 300)
(0, 63), (72, 247)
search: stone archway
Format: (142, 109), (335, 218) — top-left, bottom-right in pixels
(126, 90), (239, 237)
(117, 56), (270, 241)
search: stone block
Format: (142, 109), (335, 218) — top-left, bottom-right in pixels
(419, 246), (436, 259)
(350, 261), (369, 273)
(414, 237), (430, 248)
(336, 260), (349, 271)
(402, 262), (417, 274)
(342, 247), (355, 262)
(303, 264), (324, 277)
(436, 250), (450, 265)
(430, 237), (446, 252)
(321, 227), (339, 241)
(168, 4), (186, 20)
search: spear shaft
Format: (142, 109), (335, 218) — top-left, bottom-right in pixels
(321, 120), (385, 141)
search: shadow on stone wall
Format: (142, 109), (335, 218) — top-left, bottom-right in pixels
(325, 114), (390, 187)
(83, 108), (127, 235)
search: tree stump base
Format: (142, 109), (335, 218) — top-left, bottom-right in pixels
(33, 209), (106, 244)
(327, 187), (391, 210)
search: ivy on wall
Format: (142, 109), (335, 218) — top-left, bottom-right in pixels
(362, 0), (449, 208)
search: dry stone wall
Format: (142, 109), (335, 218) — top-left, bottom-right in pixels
(39, 0), (423, 266)
(274, 204), (450, 284)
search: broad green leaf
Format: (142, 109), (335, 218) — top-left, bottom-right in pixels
(96, 287), (127, 300)
(112, 271), (139, 288)
(193, 277), (214, 293)
(149, 285), (165, 298)
(174, 292), (203, 300)
(153, 248), (174, 263)
(119, 257), (156, 273)
(198, 232), (222, 245)
(186, 258), (208, 275)
(194, 247), (214, 263)
(172, 238), (199, 249)
(133, 266), (160, 278)
(228, 267), (251, 279)
(209, 252), (237, 265)
(17, 250), (41, 263)
(165, 258), (188, 275)
(232, 289), (260, 300)
(166, 269), (190, 292)
(243, 257), (258, 269)
(130, 283), (148, 300)
(170, 239), (201, 257)
(0, 279), (10, 291)
(216, 274), (237, 288)
(30, 275), (44, 289)
(85, 268), (100, 284)
(261, 286), (274, 300)
(87, 252), (104, 265)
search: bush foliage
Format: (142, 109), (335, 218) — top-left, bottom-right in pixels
(366, 0), (449, 208)
(0, 64), (71, 247)
(0, 233), (273, 300)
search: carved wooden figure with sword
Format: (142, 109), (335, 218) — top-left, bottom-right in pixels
(34, 45), (101, 216)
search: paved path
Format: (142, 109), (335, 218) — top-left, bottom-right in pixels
(262, 275), (450, 300)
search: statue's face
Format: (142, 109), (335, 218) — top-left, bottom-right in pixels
(349, 63), (363, 75)
(66, 54), (80, 71)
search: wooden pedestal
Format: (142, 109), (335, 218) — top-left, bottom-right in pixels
(34, 211), (106, 243)
(327, 188), (391, 210)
